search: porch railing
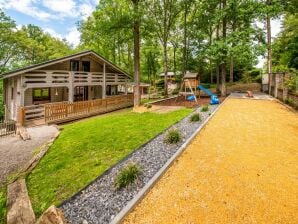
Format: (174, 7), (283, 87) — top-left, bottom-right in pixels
(0, 120), (16, 137)
(44, 94), (133, 124)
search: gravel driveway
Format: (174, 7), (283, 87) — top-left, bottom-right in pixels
(0, 125), (58, 184)
(124, 98), (298, 224)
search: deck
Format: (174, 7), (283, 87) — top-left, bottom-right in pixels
(19, 94), (134, 126)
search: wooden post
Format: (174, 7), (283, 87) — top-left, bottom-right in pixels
(125, 78), (128, 95)
(69, 72), (74, 102)
(103, 63), (106, 99)
(18, 107), (25, 126)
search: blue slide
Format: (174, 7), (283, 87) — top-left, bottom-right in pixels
(197, 85), (219, 105)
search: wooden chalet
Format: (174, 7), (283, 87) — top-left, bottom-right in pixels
(1, 50), (133, 125)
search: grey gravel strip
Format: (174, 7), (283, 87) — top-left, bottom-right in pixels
(60, 105), (219, 224)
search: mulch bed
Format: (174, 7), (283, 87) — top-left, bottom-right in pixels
(153, 96), (226, 108)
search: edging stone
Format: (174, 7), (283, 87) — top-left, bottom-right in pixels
(110, 97), (229, 224)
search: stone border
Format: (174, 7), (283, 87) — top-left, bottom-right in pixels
(58, 108), (196, 208)
(110, 97), (229, 224)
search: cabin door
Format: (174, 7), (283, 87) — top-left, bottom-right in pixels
(74, 86), (88, 101)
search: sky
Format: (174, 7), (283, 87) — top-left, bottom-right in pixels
(0, 0), (98, 47)
(0, 0), (282, 68)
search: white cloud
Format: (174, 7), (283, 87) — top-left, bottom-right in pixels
(42, 0), (78, 18)
(0, 0), (98, 21)
(65, 27), (81, 47)
(0, 0), (54, 21)
(79, 3), (94, 20)
(44, 27), (63, 39)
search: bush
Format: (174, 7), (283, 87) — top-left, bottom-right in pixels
(115, 163), (140, 189)
(164, 129), (181, 144)
(190, 113), (201, 122)
(201, 104), (209, 112)
(144, 103), (152, 109)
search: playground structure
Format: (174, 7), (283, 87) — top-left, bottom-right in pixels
(177, 71), (219, 105)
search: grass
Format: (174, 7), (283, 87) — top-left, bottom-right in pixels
(115, 163), (140, 189)
(164, 129), (181, 144)
(26, 108), (192, 216)
(0, 188), (6, 224)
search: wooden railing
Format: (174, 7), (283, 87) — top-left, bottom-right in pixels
(0, 120), (17, 137)
(44, 94), (133, 124)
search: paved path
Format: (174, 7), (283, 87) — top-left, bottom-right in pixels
(124, 98), (298, 224)
(0, 125), (58, 184)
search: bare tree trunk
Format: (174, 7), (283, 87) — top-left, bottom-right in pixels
(209, 28), (213, 84)
(173, 46), (176, 76)
(163, 43), (168, 97)
(133, 0), (141, 107)
(221, 0), (227, 96)
(182, 1), (187, 76)
(216, 63), (220, 92)
(229, 57), (234, 83)
(266, 0), (272, 95)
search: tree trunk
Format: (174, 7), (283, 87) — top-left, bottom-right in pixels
(266, 0), (272, 95)
(229, 57), (234, 83)
(221, 0), (227, 96)
(216, 63), (220, 93)
(133, 0), (141, 107)
(163, 43), (168, 97)
(182, 1), (188, 75)
(173, 46), (176, 76)
(209, 31), (213, 84)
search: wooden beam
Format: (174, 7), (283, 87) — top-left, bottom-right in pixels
(102, 63), (106, 99)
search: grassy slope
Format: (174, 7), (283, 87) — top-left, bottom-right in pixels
(27, 108), (192, 216)
(0, 188), (6, 224)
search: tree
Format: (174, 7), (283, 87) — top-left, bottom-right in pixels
(146, 0), (181, 97)
(132, 0), (141, 107)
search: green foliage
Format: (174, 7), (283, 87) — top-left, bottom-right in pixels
(164, 129), (181, 144)
(115, 163), (140, 189)
(0, 10), (73, 73)
(201, 104), (209, 112)
(145, 104), (152, 109)
(190, 113), (201, 122)
(26, 108), (192, 216)
(0, 188), (6, 224)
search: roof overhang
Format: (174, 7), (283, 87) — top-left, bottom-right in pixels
(1, 50), (132, 80)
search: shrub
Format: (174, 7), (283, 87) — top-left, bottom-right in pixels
(201, 104), (209, 112)
(190, 113), (201, 122)
(164, 129), (181, 144)
(145, 104), (152, 109)
(115, 163), (140, 189)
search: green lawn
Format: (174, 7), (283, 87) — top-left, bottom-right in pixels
(27, 108), (192, 216)
(0, 188), (6, 224)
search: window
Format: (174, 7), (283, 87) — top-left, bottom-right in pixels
(82, 61), (90, 72)
(70, 60), (79, 71)
(33, 88), (50, 102)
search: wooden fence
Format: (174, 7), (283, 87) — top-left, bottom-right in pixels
(44, 94), (134, 124)
(0, 120), (16, 137)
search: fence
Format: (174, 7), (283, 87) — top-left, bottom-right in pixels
(0, 120), (16, 137)
(44, 94), (133, 123)
(267, 72), (298, 109)
(19, 94), (134, 125)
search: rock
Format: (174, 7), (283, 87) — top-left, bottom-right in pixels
(7, 179), (36, 224)
(18, 126), (31, 141)
(36, 205), (67, 224)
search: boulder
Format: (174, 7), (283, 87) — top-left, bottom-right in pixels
(36, 205), (67, 224)
(7, 179), (36, 224)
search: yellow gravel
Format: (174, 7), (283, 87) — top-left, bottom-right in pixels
(123, 98), (298, 224)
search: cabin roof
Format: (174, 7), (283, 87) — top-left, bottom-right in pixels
(183, 71), (198, 79)
(1, 50), (131, 79)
